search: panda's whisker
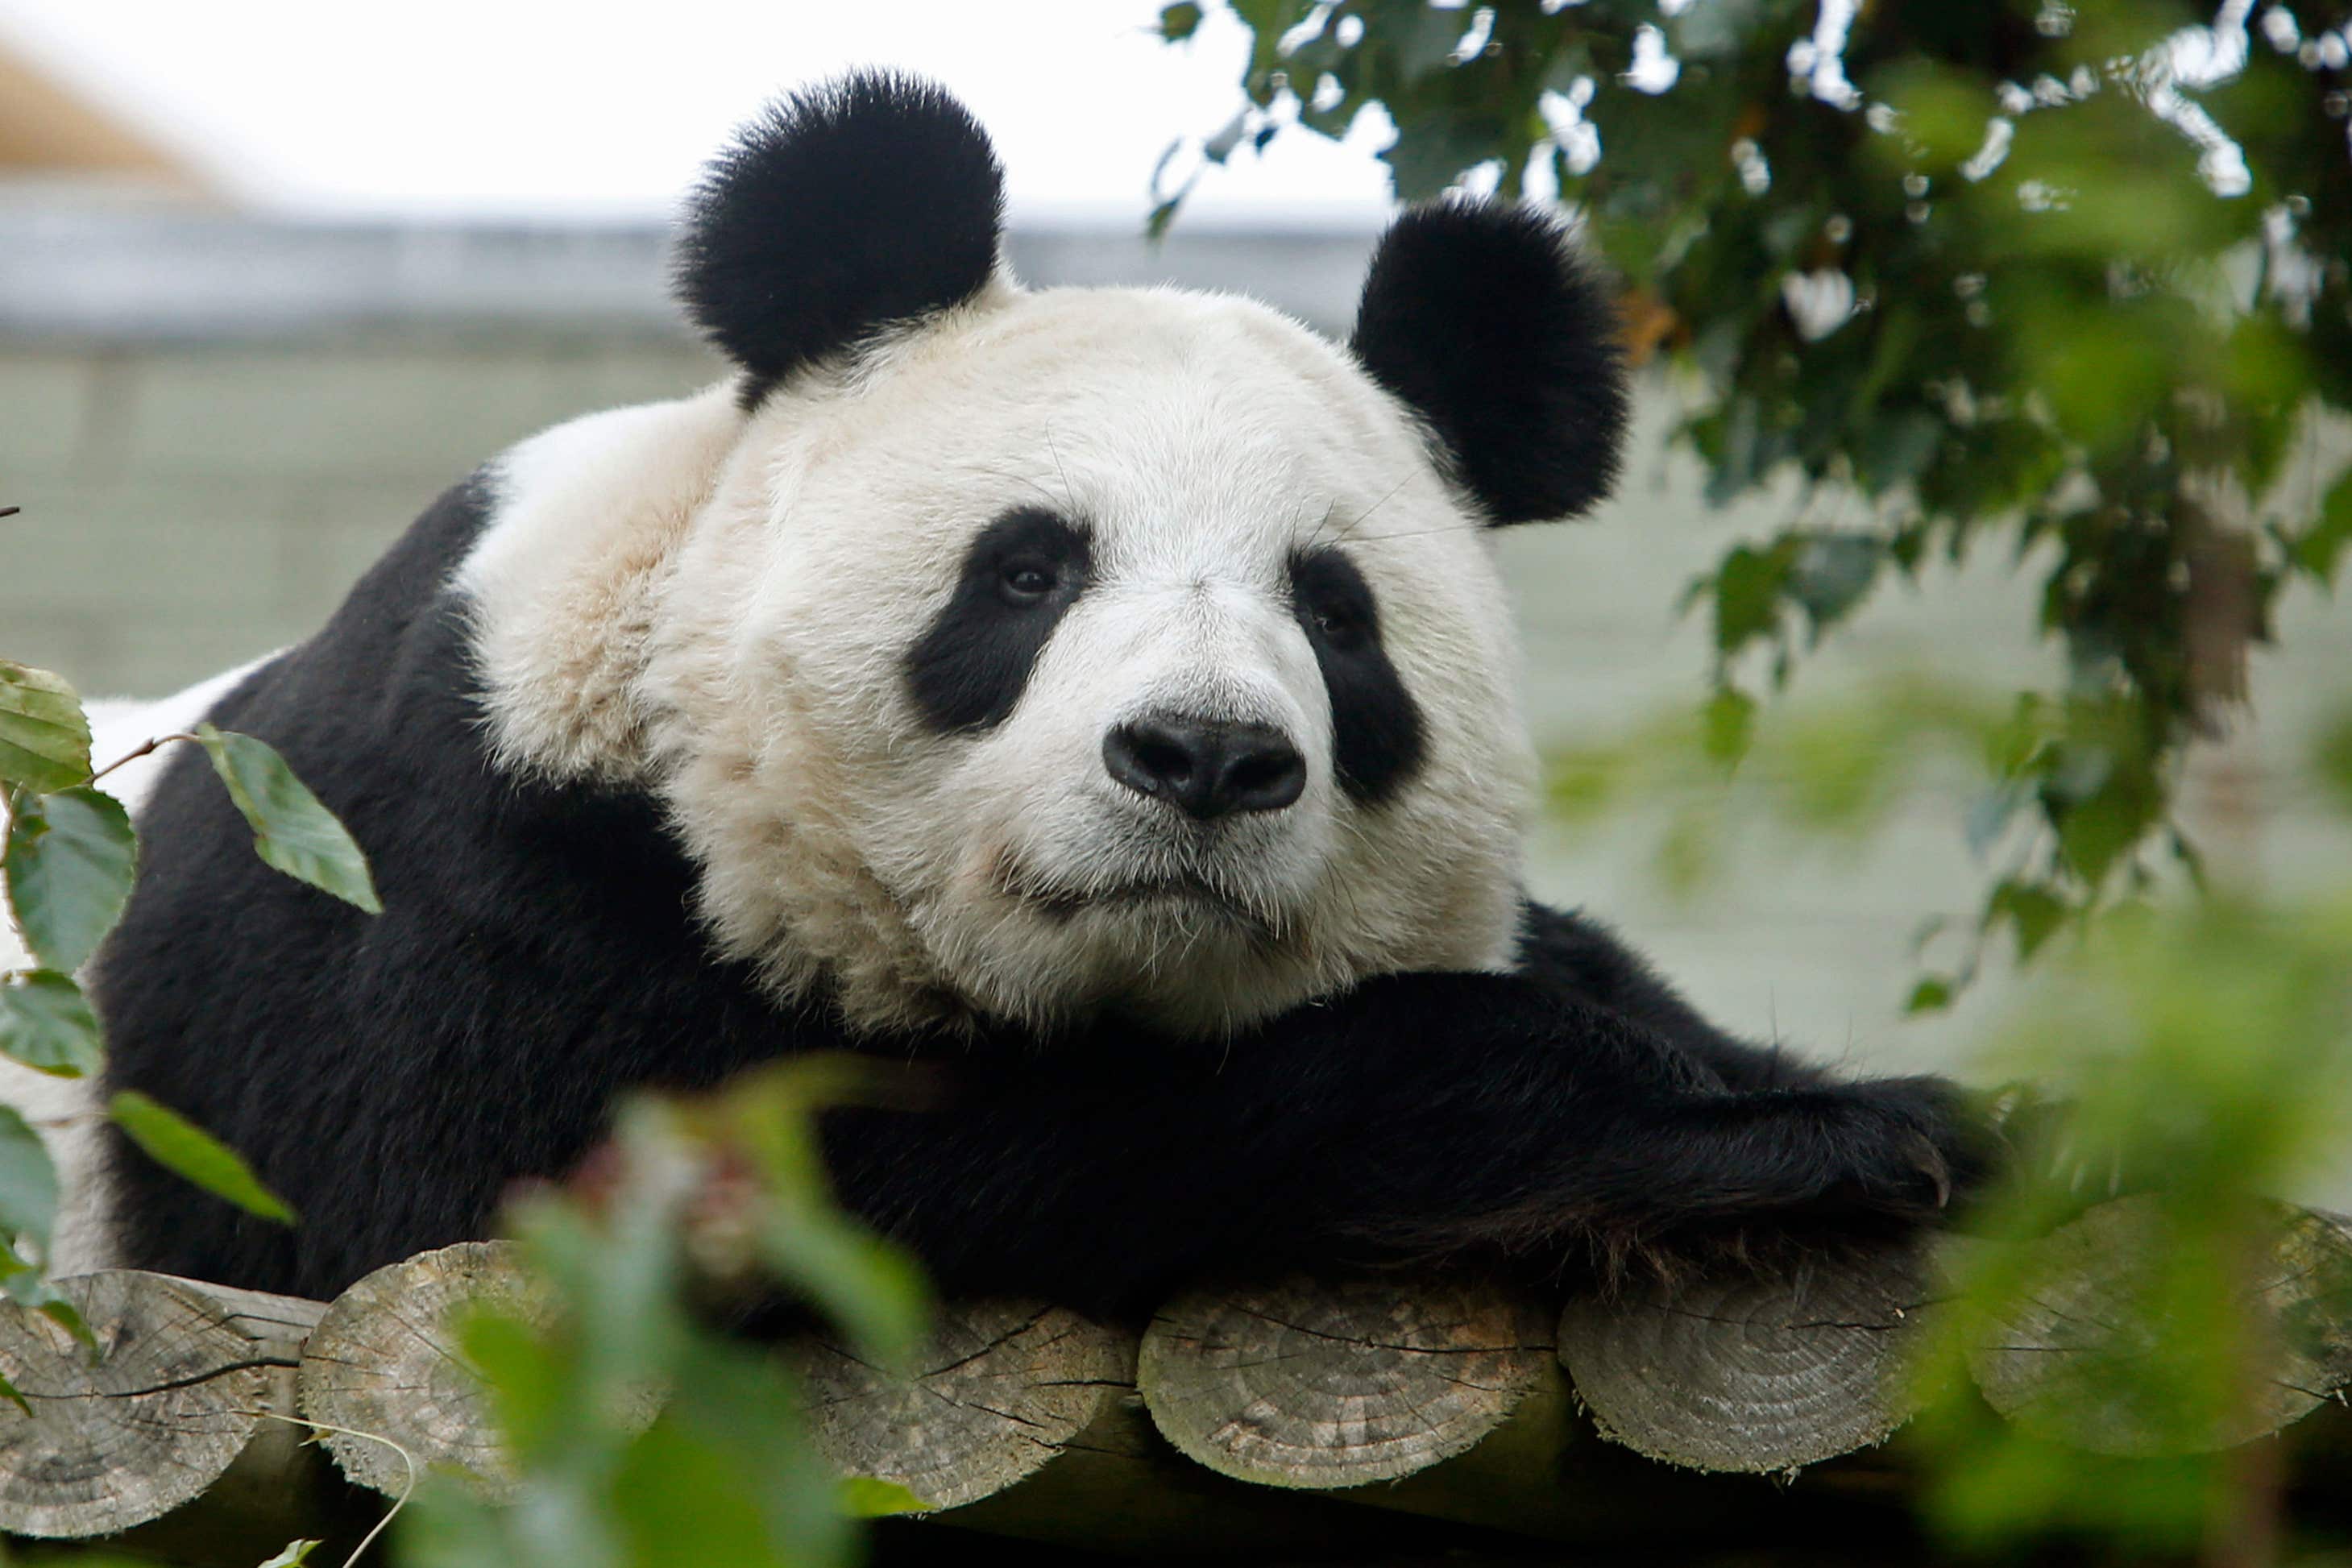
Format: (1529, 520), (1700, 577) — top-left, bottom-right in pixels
(1329, 477), (1412, 545)
(977, 463), (1068, 514)
(1043, 424), (1079, 515)
(1346, 521), (1489, 546)
(1304, 496), (1341, 550)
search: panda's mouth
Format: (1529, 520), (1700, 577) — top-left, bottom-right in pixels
(994, 856), (1269, 931)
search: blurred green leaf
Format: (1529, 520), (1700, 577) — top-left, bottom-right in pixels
(2288, 469), (2352, 589)
(704, 1060), (932, 1369)
(1787, 533), (1884, 638)
(838, 1476), (929, 1517)
(0, 664), (90, 794)
(4, 786), (135, 974)
(255, 1541), (321, 1567)
(649, 1339), (854, 1568)
(109, 1090), (296, 1225)
(2317, 706), (2352, 817)
(193, 725), (380, 915)
(1906, 977), (1956, 1015)
(0, 970), (103, 1078)
(1985, 877), (2068, 962)
(0, 1107), (58, 1256)
(1707, 541), (1794, 657)
(1158, 2), (1202, 41)
(1700, 687), (1754, 769)
(0, 1254), (92, 1350)
(759, 1209), (929, 1374)
(454, 1303), (568, 1462)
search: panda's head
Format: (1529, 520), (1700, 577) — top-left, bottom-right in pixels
(474, 73), (1627, 1038)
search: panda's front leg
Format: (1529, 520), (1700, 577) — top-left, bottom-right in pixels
(820, 969), (2001, 1311)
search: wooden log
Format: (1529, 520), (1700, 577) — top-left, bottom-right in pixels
(923, 1320), (1568, 1558)
(1967, 1197), (2352, 1457)
(0, 1270), (325, 1538)
(0, 1202), (2344, 1558)
(296, 1239), (549, 1501)
(1556, 1235), (1939, 1474)
(782, 1298), (1133, 1511)
(1135, 1272), (1553, 1488)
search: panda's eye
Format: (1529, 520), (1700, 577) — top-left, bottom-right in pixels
(1312, 602), (1368, 651)
(998, 559), (1060, 604)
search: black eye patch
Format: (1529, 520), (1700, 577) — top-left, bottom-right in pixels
(1288, 547), (1426, 805)
(904, 507), (1093, 734)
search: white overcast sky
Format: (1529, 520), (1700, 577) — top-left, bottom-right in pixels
(0, 0), (1399, 223)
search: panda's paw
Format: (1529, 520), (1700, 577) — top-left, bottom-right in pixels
(1831, 1075), (2006, 1222)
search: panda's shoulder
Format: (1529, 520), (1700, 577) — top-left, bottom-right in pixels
(1514, 903), (1684, 1016)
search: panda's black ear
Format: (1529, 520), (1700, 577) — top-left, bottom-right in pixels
(674, 73), (1006, 406)
(1350, 199), (1629, 525)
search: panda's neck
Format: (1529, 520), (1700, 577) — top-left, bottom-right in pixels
(460, 383), (746, 786)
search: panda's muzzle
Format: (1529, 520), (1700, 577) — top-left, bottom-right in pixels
(1102, 716), (1306, 821)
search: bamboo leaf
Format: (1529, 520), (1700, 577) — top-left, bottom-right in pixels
(193, 725), (381, 914)
(4, 786), (136, 973)
(0, 970), (104, 1078)
(108, 1090), (296, 1225)
(0, 664), (90, 794)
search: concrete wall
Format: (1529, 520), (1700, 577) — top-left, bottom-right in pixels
(4, 218), (2347, 1164)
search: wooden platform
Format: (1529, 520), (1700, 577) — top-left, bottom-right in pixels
(2, 1197), (2346, 1564)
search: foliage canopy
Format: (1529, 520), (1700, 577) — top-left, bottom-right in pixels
(1160, 0), (2352, 995)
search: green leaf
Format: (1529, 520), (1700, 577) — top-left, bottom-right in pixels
(0, 664), (91, 794)
(1906, 977), (1956, 1015)
(0, 1373), (24, 1417)
(193, 725), (380, 914)
(108, 1090), (296, 1225)
(838, 1476), (929, 1517)
(2289, 469), (2352, 588)
(5, 786), (136, 973)
(1708, 541), (1794, 657)
(1787, 533), (1885, 638)
(1158, 2), (1202, 40)
(2315, 706), (2352, 816)
(257, 1541), (321, 1567)
(1700, 687), (1755, 769)
(0, 1105), (60, 1255)
(0, 1238), (93, 1347)
(0, 971), (104, 1078)
(1985, 878), (2068, 961)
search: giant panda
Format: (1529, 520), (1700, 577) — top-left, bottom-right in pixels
(44, 74), (1992, 1309)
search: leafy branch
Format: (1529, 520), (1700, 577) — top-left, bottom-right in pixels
(1158, 0), (2352, 998)
(1, 654), (382, 1339)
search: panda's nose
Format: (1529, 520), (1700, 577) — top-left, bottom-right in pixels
(1104, 716), (1306, 820)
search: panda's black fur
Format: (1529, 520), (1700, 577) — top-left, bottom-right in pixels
(91, 74), (1993, 1309)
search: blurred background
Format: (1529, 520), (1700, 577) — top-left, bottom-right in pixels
(2, 0), (2347, 1101)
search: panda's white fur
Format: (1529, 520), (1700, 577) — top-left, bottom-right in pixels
(460, 277), (1531, 1037)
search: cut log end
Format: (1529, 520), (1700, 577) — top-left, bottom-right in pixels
(785, 1299), (1135, 1512)
(1557, 1237), (1937, 1475)
(0, 1271), (323, 1538)
(296, 1240), (541, 1501)
(1138, 1273), (1552, 1489)
(1968, 1197), (2352, 1457)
